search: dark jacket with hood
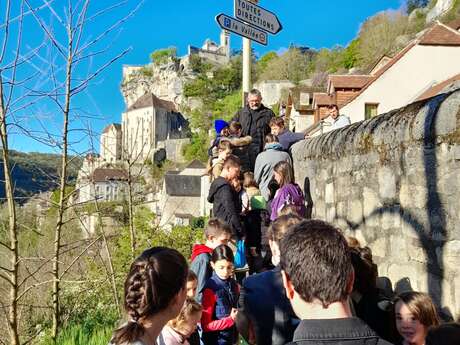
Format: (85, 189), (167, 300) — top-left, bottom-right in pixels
(190, 244), (213, 303)
(207, 177), (244, 239)
(287, 317), (393, 345)
(234, 104), (274, 170)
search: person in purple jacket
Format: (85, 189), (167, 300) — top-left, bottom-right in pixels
(270, 161), (307, 221)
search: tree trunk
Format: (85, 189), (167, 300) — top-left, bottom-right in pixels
(51, 28), (73, 341)
(0, 75), (20, 345)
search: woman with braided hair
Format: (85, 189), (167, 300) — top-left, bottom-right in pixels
(111, 247), (189, 345)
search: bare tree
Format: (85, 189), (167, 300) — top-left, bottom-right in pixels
(1, 0), (144, 341)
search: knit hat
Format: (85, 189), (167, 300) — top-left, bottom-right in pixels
(214, 119), (229, 135)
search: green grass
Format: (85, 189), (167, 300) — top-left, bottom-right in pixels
(39, 325), (114, 345)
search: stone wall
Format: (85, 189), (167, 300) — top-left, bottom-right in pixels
(291, 89), (460, 319)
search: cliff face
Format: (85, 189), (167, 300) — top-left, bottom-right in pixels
(121, 58), (190, 109)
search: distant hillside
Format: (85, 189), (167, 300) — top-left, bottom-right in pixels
(0, 150), (82, 201)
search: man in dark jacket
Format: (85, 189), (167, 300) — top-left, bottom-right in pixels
(234, 89), (274, 171)
(280, 220), (393, 345)
(237, 215), (302, 345)
(207, 155), (244, 239)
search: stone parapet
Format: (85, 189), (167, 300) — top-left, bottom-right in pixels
(291, 89), (460, 319)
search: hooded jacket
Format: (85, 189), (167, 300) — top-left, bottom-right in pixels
(190, 244), (213, 303)
(254, 143), (292, 201)
(207, 177), (244, 239)
(270, 183), (307, 221)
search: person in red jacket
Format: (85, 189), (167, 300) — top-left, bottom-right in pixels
(190, 218), (232, 303)
(201, 245), (239, 345)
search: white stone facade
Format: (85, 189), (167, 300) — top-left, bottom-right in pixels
(100, 124), (122, 163)
(341, 26), (460, 123)
(122, 106), (156, 163)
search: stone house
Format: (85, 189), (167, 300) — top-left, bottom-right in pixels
(100, 123), (122, 163)
(154, 160), (206, 228)
(283, 85), (325, 132)
(340, 21), (460, 123)
(121, 92), (189, 164)
(253, 80), (296, 107)
(78, 167), (128, 203)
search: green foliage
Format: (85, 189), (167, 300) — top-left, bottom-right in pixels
(313, 46), (346, 74)
(256, 51), (278, 75)
(356, 11), (409, 68)
(257, 48), (312, 83)
(150, 46), (177, 65)
(213, 90), (242, 121)
(189, 55), (213, 74)
(0, 150), (81, 199)
(183, 131), (209, 162)
(341, 39), (361, 69)
(40, 325), (114, 345)
(139, 66), (153, 77)
(441, 0), (460, 22)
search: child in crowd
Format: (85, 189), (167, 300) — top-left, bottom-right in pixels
(270, 161), (307, 221)
(190, 219), (232, 302)
(111, 247), (188, 345)
(207, 155), (245, 240)
(208, 119), (229, 157)
(201, 245), (239, 345)
(240, 172), (260, 213)
(269, 117), (305, 151)
(223, 121), (252, 172)
(186, 271), (198, 298)
(426, 322), (460, 345)
(395, 291), (440, 345)
(350, 246), (396, 342)
(207, 140), (232, 180)
(159, 298), (203, 345)
(239, 172), (263, 273)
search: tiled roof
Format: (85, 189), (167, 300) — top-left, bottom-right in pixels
(419, 22), (460, 46)
(92, 168), (127, 182)
(416, 73), (460, 101)
(186, 159), (206, 169)
(447, 18), (460, 31)
(339, 42), (417, 108)
(340, 22), (460, 109)
(312, 93), (335, 107)
(102, 123), (121, 134)
(328, 75), (373, 89)
(127, 93), (177, 112)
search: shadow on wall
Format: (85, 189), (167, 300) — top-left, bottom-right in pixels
(300, 90), (460, 320)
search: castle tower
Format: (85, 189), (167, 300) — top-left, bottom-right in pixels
(220, 30), (230, 58)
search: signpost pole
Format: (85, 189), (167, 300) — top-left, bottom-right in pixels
(242, 0), (258, 106)
(242, 37), (251, 105)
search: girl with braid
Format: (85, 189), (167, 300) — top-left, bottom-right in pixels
(111, 247), (189, 345)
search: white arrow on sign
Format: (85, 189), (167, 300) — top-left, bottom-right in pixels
(216, 13), (268, 46)
(234, 0), (282, 35)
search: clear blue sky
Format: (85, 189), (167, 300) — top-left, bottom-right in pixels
(8, 0), (403, 154)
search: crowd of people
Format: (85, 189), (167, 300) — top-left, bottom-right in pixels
(110, 89), (459, 345)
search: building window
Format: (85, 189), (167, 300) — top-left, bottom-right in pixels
(365, 103), (379, 119)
